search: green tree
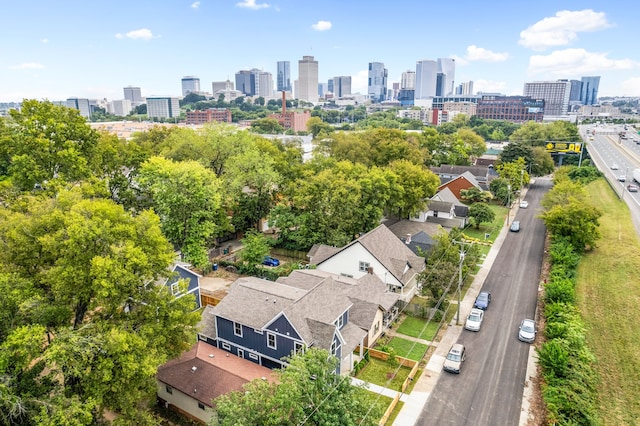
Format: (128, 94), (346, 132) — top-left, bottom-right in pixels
(240, 230), (272, 265)
(499, 141), (534, 166)
(531, 146), (555, 176)
(468, 202), (496, 229)
(2, 99), (99, 190)
(459, 187), (493, 203)
(138, 156), (226, 266)
(496, 158), (529, 192)
(214, 348), (382, 426)
(0, 189), (199, 424)
(387, 160), (440, 219)
(540, 199), (601, 251)
(306, 116), (334, 138)
(251, 117), (283, 134)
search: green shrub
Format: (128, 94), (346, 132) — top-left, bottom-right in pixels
(545, 277), (576, 304)
(538, 340), (570, 380)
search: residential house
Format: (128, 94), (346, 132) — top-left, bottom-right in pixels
(435, 170), (483, 200)
(430, 164), (493, 188)
(307, 224), (425, 301)
(157, 341), (276, 424)
(165, 263), (202, 310)
(277, 269), (399, 347)
(198, 274), (369, 375)
(410, 187), (470, 229)
(386, 219), (446, 256)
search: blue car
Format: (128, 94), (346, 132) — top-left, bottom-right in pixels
(473, 291), (491, 310)
(262, 256), (280, 267)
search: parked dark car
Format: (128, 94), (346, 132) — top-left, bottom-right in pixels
(262, 256), (280, 267)
(473, 291), (491, 310)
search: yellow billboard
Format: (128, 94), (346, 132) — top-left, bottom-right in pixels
(545, 142), (582, 153)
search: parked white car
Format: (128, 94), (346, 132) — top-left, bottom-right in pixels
(519, 200), (528, 208)
(464, 308), (484, 331)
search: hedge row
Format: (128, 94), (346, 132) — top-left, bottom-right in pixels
(539, 237), (600, 425)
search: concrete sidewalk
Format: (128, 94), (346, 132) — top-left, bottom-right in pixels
(350, 377), (409, 403)
(392, 195), (526, 425)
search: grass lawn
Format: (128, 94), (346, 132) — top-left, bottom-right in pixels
(463, 203), (508, 243)
(356, 357), (412, 391)
(383, 337), (428, 362)
(577, 178), (640, 424)
(384, 401), (404, 425)
(396, 315), (439, 341)
(355, 387), (393, 424)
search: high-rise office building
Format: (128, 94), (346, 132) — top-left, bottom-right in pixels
(401, 71), (416, 90)
(368, 62), (388, 103)
(327, 78), (334, 94)
(523, 80), (572, 116)
(181, 76), (201, 96)
(436, 58), (456, 97)
(235, 70), (253, 96)
(146, 97), (181, 119)
(455, 81), (474, 95)
(318, 83), (327, 98)
(277, 61), (291, 92)
(580, 76), (600, 105)
(212, 81), (229, 93)
(108, 99), (132, 117)
(123, 86), (143, 107)
(256, 71), (274, 98)
(298, 55), (318, 103)
(333, 76), (352, 98)
(415, 60), (438, 100)
(66, 98), (91, 118)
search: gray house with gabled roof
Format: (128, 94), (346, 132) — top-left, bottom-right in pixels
(307, 224), (425, 302)
(198, 269), (399, 375)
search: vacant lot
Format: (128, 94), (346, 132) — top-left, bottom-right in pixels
(396, 315), (439, 341)
(578, 179), (640, 424)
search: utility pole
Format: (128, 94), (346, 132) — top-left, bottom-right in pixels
(453, 240), (472, 325)
(507, 184), (512, 226)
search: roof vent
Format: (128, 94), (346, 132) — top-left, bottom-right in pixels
(406, 234), (412, 244)
(191, 366), (197, 373)
(209, 354), (214, 358)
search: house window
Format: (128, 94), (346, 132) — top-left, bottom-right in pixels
(330, 339), (337, 356)
(267, 332), (277, 349)
(359, 261), (370, 272)
(433, 211), (439, 218)
(198, 402), (205, 410)
(334, 315), (344, 329)
(249, 352), (259, 360)
(221, 342), (231, 350)
(374, 321), (380, 334)
(340, 273), (354, 278)
(170, 282), (180, 295)
(234, 322), (242, 337)
(165, 385), (173, 395)
(294, 342), (305, 355)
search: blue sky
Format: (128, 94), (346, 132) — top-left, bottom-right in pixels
(2, 0), (639, 102)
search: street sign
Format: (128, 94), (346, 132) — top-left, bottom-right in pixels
(545, 142), (582, 153)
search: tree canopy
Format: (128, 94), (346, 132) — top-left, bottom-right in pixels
(214, 348), (383, 426)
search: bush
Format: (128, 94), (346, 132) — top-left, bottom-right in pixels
(545, 277), (576, 304)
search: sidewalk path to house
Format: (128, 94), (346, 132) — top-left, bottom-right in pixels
(393, 188), (533, 426)
(350, 377), (409, 403)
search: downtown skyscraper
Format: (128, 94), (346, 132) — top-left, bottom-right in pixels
(277, 61), (291, 92)
(297, 55), (318, 103)
(368, 62), (388, 103)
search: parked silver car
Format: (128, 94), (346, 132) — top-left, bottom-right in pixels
(464, 308), (484, 331)
(443, 343), (466, 374)
(518, 319), (536, 343)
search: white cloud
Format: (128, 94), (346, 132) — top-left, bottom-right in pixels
(40, 38), (49, 44)
(236, 0), (269, 10)
(621, 77), (640, 97)
(311, 21), (332, 31)
(519, 9), (611, 51)
(351, 70), (368, 94)
(10, 62), (45, 70)
(465, 45), (509, 62)
(115, 28), (155, 40)
(473, 79), (509, 94)
(528, 48), (638, 76)
(191, 1), (200, 8)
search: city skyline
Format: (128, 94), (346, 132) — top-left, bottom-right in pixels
(2, 1), (639, 103)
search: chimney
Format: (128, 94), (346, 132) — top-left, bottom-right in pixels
(406, 234), (411, 244)
(282, 90), (286, 115)
(367, 266), (374, 274)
